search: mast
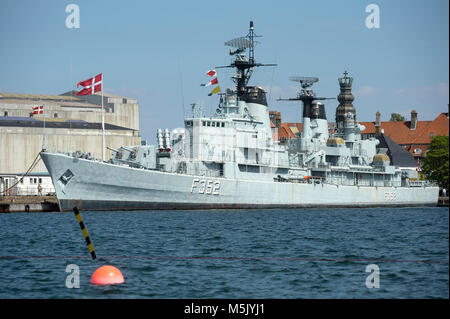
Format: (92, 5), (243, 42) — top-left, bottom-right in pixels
(278, 77), (334, 121)
(217, 21), (276, 98)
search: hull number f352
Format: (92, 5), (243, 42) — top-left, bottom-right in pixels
(190, 179), (220, 195)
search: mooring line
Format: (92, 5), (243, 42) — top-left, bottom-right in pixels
(0, 152), (41, 195)
(0, 255), (447, 264)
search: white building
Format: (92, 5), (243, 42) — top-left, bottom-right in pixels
(0, 91), (141, 196)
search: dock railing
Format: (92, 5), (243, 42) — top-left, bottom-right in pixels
(1, 186), (56, 196)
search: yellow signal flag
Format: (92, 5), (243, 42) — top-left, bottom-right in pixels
(208, 85), (221, 96)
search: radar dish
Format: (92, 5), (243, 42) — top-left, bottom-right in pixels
(289, 76), (319, 84)
(225, 37), (252, 49)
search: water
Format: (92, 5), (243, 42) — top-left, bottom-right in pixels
(0, 207), (448, 298)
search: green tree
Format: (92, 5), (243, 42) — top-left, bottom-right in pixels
(421, 135), (449, 190)
(390, 113), (405, 122)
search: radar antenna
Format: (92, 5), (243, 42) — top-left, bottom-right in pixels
(216, 21), (276, 98)
(288, 76), (319, 98)
(278, 76), (335, 119)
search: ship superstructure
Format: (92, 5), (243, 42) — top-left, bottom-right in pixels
(40, 22), (438, 211)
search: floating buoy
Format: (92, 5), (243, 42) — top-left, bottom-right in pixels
(90, 265), (124, 285)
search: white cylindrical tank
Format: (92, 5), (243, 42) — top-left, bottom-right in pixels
(164, 128), (171, 152)
(157, 128), (164, 152)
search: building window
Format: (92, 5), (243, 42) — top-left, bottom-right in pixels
(4, 111), (7, 117)
(30, 178), (33, 184)
(38, 178), (42, 184)
(202, 121), (206, 126)
(207, 122), (210, 127)
(221, 122), (225, 127)
(430, 132), (434, 138)
(212, 122), (215, 127)
(34, 178), (37, 184)
(53, 113), (58, 118)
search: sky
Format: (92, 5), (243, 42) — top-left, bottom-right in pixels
(0, 0), (448, 142)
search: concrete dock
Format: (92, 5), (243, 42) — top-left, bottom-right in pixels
(437, 197), (449, 207)
(0, 196), (447, 212)
(0, 195), (59, 213)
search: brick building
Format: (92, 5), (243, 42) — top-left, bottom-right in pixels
(359, 110), (449, 160)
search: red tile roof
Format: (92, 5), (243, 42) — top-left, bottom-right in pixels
(272, 112), (449, 157)
(360, 113), (449, 155)
(279, 123), (295, 139)
(360, 113), (449, 157)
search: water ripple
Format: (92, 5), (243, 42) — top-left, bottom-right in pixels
(0, 207), (448, 298)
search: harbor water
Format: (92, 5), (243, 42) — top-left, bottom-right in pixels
(0, 207), (448, 298)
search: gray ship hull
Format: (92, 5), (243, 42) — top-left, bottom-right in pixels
(41, 152), (439, 212)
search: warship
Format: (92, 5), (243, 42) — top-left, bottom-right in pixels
(41, 21), (438, 212)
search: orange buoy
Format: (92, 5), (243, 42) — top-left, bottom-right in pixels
(90, 265), (124, 285)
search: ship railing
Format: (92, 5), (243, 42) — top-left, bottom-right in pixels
(316, 177), (403, 188)
(407, 180), (435, 187)
(168, 165), (223, 178)
(183, 168), (223, 177)
(235, 158), (273, 166)
(286, 176), (325, 185)
(407, 180), (425, 187)
(1, 186), (56, 196)
(310, 176), (326, 185)
(41, 144), (104, 162)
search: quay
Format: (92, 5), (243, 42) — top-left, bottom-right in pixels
(0, 195), (59, 213)
(0, 194), (447, 212)
(437, 197), (449, 207)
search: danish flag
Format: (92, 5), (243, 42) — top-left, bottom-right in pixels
(74, 73), (102, 96)
(32, 105), (44, 114)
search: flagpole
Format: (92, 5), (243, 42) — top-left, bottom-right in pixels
(42, 104), (46, 151)
(101, 74), (105, 162)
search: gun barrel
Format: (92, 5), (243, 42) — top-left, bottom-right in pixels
(107, 146), (120, 152)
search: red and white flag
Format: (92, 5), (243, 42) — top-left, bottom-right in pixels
(200, 77), (218, 87)
(32, 105), (44, 114)
(206, 70), (216, 77)
(74, 73), (102, 96)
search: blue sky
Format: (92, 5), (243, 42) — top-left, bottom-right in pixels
(0, 0), (448, 141)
